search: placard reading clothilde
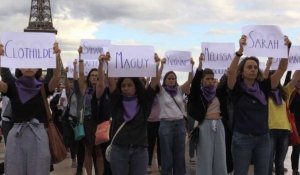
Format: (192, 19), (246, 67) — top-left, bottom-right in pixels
(242, 25), (288, 58)
(80, 39), (110, 60)
(108, 45), (156, 77)
(201, 42), (235, 69)
(270, 46), (300, 70)
(0, 32), (56, 68)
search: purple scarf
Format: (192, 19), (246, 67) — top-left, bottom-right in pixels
(270, 89), (283, 105)
(15, 76), (42, 104)
(85, 87), (94, 108)
(201, 85), (216, 102)
(163, 86), (177, 97)
(122, 96), (139, 122)
(241, 81), (267, 105)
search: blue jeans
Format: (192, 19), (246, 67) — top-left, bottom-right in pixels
(232, 132), (270, 175)
(159, 119), (186, 175)
(110, 144), (148, 175)
(268, 130), (290, 175)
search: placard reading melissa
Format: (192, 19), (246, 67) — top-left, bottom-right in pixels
(201, 42), (235, 69)
(164, 51), (192, 72)
(108, 45), (156, 77)
(80, 39), (110, 60)
(242, 25), (287, 58)
(0, 32), (56, 68)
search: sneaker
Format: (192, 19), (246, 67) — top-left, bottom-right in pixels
(147, 166), (152, 174)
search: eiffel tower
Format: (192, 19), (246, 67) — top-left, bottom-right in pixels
(24, 0), (57, 34)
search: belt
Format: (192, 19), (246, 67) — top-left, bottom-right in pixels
(14, 118), (43, 140)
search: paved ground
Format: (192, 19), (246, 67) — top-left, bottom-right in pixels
(0, 139), (296, 175)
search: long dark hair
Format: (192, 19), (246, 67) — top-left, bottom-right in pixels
(162, 71), (178, 87)
(15, 69), (43, 80)
(237, 56), (263, 81)
(86, 68), (98, 88)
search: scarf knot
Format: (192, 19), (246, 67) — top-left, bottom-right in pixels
(163, 86), (177, 97)
(201, 85), (216, 102)
(122, 96), (139, 122)
(15, 76), (42, 104)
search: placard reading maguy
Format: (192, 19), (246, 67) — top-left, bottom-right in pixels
(108, 45), (156, 77)
(270, 46), (300, 70)
(242, 25), (287, 58)
(164, 51), (192, 72)
(66, 59), (104, 78)
(201, 42), (235, 69)
(80, 39), (110, 60)
(0, 32), (56, 68)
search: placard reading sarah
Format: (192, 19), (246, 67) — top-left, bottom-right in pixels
(80, 39), (110, 60)
(108, 45), (156, 77)
(270, 46), (300, 70)
(0, 32), (56, 68)
(164, 51), (192, 72)
(242, 25), (287, 58)
(201, 42), (235, 69)
(66, 59), (108, 78)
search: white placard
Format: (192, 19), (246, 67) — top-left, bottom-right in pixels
(201, 42), (235, 69)
(80, 39), (110, 60)
(270, 46), (300, 70)
(108, 45), (156, 77)
(66, 59), (107, 78)
(242, 25), (287, 58)
(0, 32), (56, 68)
(164, 51), (192, 72)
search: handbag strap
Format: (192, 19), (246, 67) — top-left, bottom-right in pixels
(41, 84), (52, 123)
(111, 122), (126, 144)
(167, 92), (186, 118)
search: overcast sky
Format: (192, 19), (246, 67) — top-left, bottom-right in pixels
(0, 0), (299, 81)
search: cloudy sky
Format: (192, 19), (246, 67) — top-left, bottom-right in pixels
(0, 0), (299, 81)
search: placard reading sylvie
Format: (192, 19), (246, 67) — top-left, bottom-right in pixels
(66, 59), (108, 78)
(201, 42), (235, 69)
(242, 25), (287, 58)
(0, 32), (56, 68)
(108, 45), (156, 77)
(80, 39), (110, 60)
(270, 46), (300, 70)
(164, 51), (192, 72)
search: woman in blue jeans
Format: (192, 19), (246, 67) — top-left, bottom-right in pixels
(158, 58), (194, 175)
(227, 35), (291, 175)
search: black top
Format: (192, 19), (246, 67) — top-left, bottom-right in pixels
(230, 77), (271, 135)
(110, 86), (156, 147)
(290, 92), (300, 133)
(93, 87), (112, 124)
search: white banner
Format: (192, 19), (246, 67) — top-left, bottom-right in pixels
(66, 59), (107, 78)
(242, 25), (287, 58)
(164, 51), (192, 72)
(201, 42), (235, 69)
(108, 45), (156, 77)
(270, 46), (300, 70)
(0, 32), (56, 68)
(80, 39), (110, 60)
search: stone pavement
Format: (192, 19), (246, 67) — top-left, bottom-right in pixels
(0, 139), (296, 175)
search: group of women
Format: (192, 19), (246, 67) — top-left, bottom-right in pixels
(0, 34), (300, 175)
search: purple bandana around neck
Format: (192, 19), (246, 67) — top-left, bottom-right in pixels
(201, 85), (216, 102)
(241, 81), (267, 105)
(122, 96), (139, 122)
(270, 89), (283, 105)
(15, 76), (42, 104)
(85, 87), (95, 107)
(163, 86), (177, 97)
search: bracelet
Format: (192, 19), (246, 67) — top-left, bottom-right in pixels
(78, 59), (84, 63)
(235, 51), (243, 57)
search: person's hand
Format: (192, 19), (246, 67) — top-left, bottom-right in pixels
(53, 42), (61, 54)
(99, 54), (107, 63)
(161, 58), (166, 64)
(284, 36), (292, 48)
(154, 53), (160, 63)
(65, 67), (69, 73)
(0, 43), (4, 56)
(78, 46), (83, 54)
(238, 35), (247, 53)
(73, 59), (78, 66)
(266, 57), (273, 67)
(199, 53), (204, 62)
(190, 58), (195, 66)
(105, 52), (111, 61)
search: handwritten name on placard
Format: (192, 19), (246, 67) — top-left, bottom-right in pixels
(242, 25), (287, 58)
(270, 46), (300, 70)
(201, 42), (235, 69)
(213, 69), (227, 80)
(66, 59), (103, 78)
(0, 32), (56, 68)
(80, 39), (110, 60)
(108, 45), (156, 77)
(164, 51), (192, 72)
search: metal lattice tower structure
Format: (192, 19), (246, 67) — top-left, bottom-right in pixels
(24, 0), (57, 34)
